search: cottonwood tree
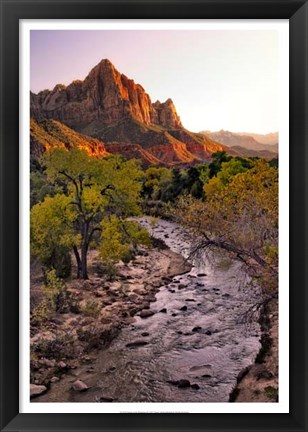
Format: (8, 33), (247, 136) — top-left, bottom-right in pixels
(31, 148), (146, 279)
(176, 160), (278, 295)
(142, 166), (172, 200)
(30, 194), (77, 277)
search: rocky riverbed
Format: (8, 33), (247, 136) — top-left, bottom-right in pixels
(32, 218), (264, 403)
(30, 229), (191, 399)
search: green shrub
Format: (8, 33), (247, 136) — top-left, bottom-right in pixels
(45, 246), (72, 278)
(32, 333), (76, 360)
(77, 324), (120, 353)
(104, 261), (119, 281)
(55, 289), (80, 314)
(31, 270), (78, 326)
(31, 298), (54, 325)
(81, 300), (101, 318)
(121, 250), (134, 264)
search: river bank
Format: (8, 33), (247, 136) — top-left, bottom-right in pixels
(30, 241), (191, 400)
(231, 298), (278, 402)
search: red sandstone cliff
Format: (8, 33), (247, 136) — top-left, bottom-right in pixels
(30, 59), (227, 165)
(31, 59), (182, 132)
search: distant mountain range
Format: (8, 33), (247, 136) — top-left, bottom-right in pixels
(201, 130), (278, 158)
(238, 131), (278, 146)
(30, 59), (278, 165)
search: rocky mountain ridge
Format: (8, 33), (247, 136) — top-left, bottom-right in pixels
(30, 118), (110, 160)
(202, 129), (278, 154)
(30, 59), (228, 165)
(238, 131), (278, 146)
(31, 59), (182, 132)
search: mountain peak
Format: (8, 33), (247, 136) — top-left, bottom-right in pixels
(52, 83), (67, 92)
(99, 58), (113, 65)
(87, 58), (116, 80)
(97, 58), (116, 71)
(31, 59), (183, 130)
(30, 57), (230, 166)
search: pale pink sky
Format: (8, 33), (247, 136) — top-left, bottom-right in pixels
(31, 30), (279, 133)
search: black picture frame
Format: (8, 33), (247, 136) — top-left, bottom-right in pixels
(0, 1), (307, 431)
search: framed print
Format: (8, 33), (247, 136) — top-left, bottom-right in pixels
(0, 1), (307, 431)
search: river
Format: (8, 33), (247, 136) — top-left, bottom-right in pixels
(35, 217), (261, 403)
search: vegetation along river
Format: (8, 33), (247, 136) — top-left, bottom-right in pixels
(36, 218), (261, 403)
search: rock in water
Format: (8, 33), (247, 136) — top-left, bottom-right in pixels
(167, 379), (191, 389)
(126, 340), (149, 348)
(30, 384), (47, 398)
(167, 380), (180, 386)
(177, 379), (191, 388)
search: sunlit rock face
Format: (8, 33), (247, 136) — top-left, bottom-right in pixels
(30, 59), (183, 131)
(30, 118), (110, 159)
(152, 98), (182, 129)
(30, 59), (227, 165)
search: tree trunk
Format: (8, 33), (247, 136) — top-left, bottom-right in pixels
(81, 243), (88, 280)
(80, 222), (89, 280)
(73, 245), (82, 279)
